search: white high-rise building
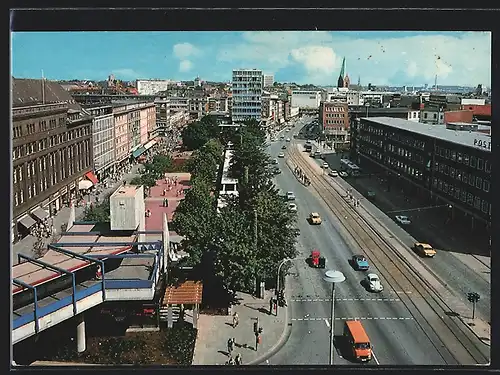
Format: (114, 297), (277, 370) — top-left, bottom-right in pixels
(263, 74), (274, 87)
(231, 69), (263, 123)
(136, 79), (171, 95)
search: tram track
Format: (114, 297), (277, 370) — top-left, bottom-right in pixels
(287, 144), (488, 365)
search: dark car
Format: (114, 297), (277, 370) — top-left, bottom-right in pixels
(281, 145), (287, 150)
(273, 167), (281, 174)
(352, 254), (369, 271)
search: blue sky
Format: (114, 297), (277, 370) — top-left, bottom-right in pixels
(11, 31), (491, 87)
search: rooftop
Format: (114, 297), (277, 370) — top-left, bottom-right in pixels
(111, 185), (141, 198)
(362, 117), (491, 152)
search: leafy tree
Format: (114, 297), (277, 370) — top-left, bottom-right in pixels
(130, 174), (157, 188)
(181, 121), (210, 151)
(82, 200), (111, 222)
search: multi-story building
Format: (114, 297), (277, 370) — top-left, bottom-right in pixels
(420, 94), (461, 125)
(86, 105), (115, 181)
(350, 116), (491, 235)
(189, 95), (208, 120)
(349, 106), (420, 128)
(136, 79), (171, 95)
(113, 107), (130, 169)
(231, 69), (263, 123)
(12, 78), (93, 241)
(319, 101), (349, 147)
(168, 96), (189, 113)
(291, 90), (321, 109)
(263, 74), (274, 88)
(155, 98), (170, 135)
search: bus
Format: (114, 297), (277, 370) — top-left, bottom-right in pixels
(344, 320), (372, 362)
(339, 159), (361, 177)
(304, 143), (312, 152)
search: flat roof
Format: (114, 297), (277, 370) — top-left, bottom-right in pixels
(362, 117), (491, 153)
(111, 185), (140, 198)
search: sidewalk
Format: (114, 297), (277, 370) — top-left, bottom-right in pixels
(12, 165), (142, 264)
(191, 290), (289, 365)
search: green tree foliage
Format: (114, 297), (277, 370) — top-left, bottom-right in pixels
(144, 155), (174, 178)
(185, 138), (223, 184)
(130, 174), (157, 188)
(82, 199), (111, 222)
(180, 115), (220, 151)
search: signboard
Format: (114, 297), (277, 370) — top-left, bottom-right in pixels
(473, 138), (491, 151)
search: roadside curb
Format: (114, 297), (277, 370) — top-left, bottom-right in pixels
(247, 284), (292, 365)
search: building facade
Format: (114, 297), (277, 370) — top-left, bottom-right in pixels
(263, 74), (274, 88)
(319, 101), (349, 147)
(155, 98), (170, 135)
(136, 79), (171, 95)
(12, 78), (94, 242)
(291, 90), (322, 109)
(231, 69), (263, 123)
(86, 105), (115, 181)
(113, 107), (130, 167)
(350, 116), (491, 235)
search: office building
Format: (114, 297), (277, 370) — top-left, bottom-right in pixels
(319, 101), (349, 147)
(291, 90), (322, 109)
(231, 69), (263, 123)
(86, 105), (116, 181)
(263, 74), (274, 88)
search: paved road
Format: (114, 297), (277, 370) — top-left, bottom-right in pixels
(316, 153), (490, 324)
(263, 120), (486, 365)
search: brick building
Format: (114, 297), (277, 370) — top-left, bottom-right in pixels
(319, 101), (349, 147)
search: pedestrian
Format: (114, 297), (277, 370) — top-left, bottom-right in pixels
(232, 312), (239, 328)
(255, 332), (261, 351)
(163, 189), (167, 196)
(165, 198), (169, 207)
(235, 353), (242, 365)
(227, 337), (234, 354)
(269, 297), (274, 315)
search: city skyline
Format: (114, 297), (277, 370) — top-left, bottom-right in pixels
(11, 31), (491, 87)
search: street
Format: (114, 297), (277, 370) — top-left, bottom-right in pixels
(263, 117), (489, 365)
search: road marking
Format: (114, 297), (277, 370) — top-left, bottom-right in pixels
(372, 350), (380, 365)
(291, 317), (414, 321)
(324, 318), (330, 328)
(290, 298), (400, 302)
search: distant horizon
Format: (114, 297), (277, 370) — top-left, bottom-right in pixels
(11, 31), (491, 87)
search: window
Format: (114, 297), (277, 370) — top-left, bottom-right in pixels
(469, 174), (474, 186)
(483, 180), (490, 192)
(433, 113), (437, 119)
(440, 148), (445, 157)
(477, 158), (484, 170)
(28, 185), (32, 199)
(424, 113), (428, 119)
(439, 164), (444, 173)
(467, 193), (473, 206)
(14, 192), (18, 206)
(438, 180), (443, 191)
(451, 151), (456, 161)
(463, 154), (469, 165)
(470, 156), (477, 168)
(432, 177), (438, 187)
(445, 149), (450, 159)
(454, 187), (460, 199)
(457, 152), (463, 163)
(476, 177), (482, 189)
(449, 185), (454, 195)
(482, 200), (489, 213)
(450, 167), (455, 178)
(444, 165), (450, 175)
(461, 190), (467, 202)
(13, 170), (17, 184)
(462, 172), (468, 183)
(474, 197), (481, 209)
(443, 182), (449, 193)
(485, 160), (491, 173)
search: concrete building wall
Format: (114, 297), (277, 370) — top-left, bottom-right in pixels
(113, 109), (130, 163)
(110, 185), (145, 231)
(232, 69), (263, 123)
(139, 106), (149, 145)
(291, 91), (321, 109)
(93, 113), (115, 177)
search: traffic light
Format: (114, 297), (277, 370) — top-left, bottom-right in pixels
(467, 292), (480, 303)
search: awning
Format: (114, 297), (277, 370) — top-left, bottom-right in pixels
(18, 215), (36, 229)
(144, 140), (157, 150)
(132, 147), (146, 158)
(79, 179), (93, 190)
(85, 171), (99, 185)
(31, 207), (50, 221)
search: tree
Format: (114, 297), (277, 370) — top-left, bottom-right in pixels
(130, 174), (157, 188)
(181, 121), (210, 150)
(82, 200), (111, 222)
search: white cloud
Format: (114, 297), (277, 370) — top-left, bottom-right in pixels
(179, 60), (193, 72)
(216, 31), (491, 86)
(173, 43), (200, 59)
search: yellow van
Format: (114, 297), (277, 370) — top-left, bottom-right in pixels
(344, 320), (372, 362)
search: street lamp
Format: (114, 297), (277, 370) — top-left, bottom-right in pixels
(323, 270), (346, 365)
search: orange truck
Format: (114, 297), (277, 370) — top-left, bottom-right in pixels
(344, 320), (373, 362)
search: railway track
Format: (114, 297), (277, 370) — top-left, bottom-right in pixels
(287, 145), (489, 365)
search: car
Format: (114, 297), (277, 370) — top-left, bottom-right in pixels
(329, 170), (339, 177)
(272, 158), (279, 164)
(339, 171), (348, 177)
(413, 242), (436, 257)
(280, 136), (285, 140)
(278, 152), (285, 158)
(273, 167), (281, 174)
(352, 254), (369, 271)
(281, 145), (287, 150)
(322, 162), (329, 169)
(288, 203), (297, 211)
(395, 215), (411, 225)
(309, 212), (322, 225)
(286, 138), (291, 142)
(286, 191), (296, 200)
(364, 273), (383, 293)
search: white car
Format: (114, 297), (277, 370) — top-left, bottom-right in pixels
(288, 203), (297, 211)
(328, 170), (339, 177)
(339, 171), (348, 177)
(395, 215), (411, 225)
(286, 138), (291, 142)
(278, 152), (285, 158)
(286, 191), (296, 200)
(365, 273), (383, 293)
(322, 162), (329, 169)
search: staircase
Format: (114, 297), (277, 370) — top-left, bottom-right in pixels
(159, 305), (180, 323)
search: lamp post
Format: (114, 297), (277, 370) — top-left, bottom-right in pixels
(323, 270), (346, 365)
(276, 258), (292, 314)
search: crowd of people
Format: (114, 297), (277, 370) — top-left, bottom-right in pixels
(293, 166), (311, 186)
(29, 218), (55, 239)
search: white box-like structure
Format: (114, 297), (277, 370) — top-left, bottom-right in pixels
(110, 185), (145, 231)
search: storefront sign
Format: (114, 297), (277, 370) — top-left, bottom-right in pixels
(473, 138), (491, 151)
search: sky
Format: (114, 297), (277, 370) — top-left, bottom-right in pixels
(11, 31), (491, 87)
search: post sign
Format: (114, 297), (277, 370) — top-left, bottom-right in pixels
(473, 138), (491, 151)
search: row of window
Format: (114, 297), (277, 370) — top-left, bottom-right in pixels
(360, 135), (383, 149)
(433, 178), (491, 215)
(13, 117), (65, 139)
(388, 131), (425, 150)
(435, 144), (491, 173)
(325, 113), (346, 118)
(387, 156), (424, 180)
(387, 144), (425, 164)
(325, 120), (346, 125)
(434, 161), (490, 193)
(324, 106), (346, 112)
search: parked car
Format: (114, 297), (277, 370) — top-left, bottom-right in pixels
(286, 191), (296, 200)
(395, 215), (411, 225)
(282, 145), (287, 150)
(278, 152), (285, 158)
(322, 162), (329, 169)
(352, 254), (369, 271)
(339, 171), (348, 177)
(272, 158), (279, 164)
(329, 170), (339, 177)
(286, 137), (291, 142)
(413, 242), (436, 257)
(273, 167), (281, 174)
(364, 273), (383, 292)
(309, 212), (322, 225)
(288, 203), (298, 211)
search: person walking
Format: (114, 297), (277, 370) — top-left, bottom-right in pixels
(232, 312), (239, 328)
(227, 337), (234, 355)
(235, 353), (242, 365)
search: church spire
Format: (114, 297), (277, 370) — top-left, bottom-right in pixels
(337, 57), (346, 88)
